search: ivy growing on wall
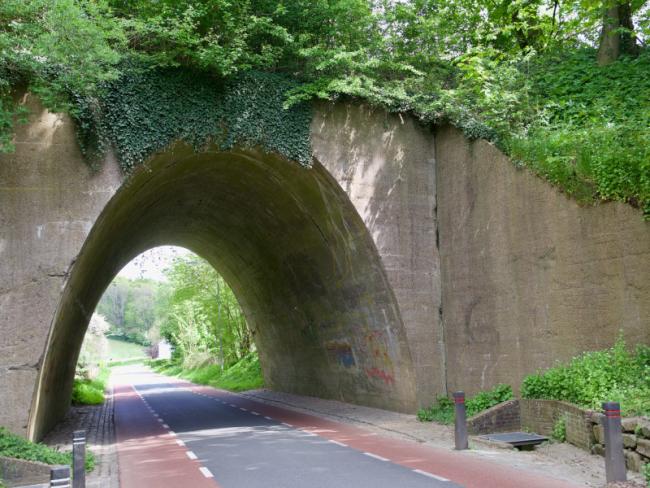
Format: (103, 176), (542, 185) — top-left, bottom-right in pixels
(73, 67), (312, 173)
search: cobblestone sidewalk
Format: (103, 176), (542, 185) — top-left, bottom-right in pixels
(43, 385), (119, 488)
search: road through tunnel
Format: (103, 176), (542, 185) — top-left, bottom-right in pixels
(29, 144), (417, 440)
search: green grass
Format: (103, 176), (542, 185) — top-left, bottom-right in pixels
(0, 427), (94, 472)
(150, 352), (264, 392)
(106, 337), (146, 361)
(417, 384), (514, 424)
(71, 367), (109, 406)
(521, 336), (650, 416)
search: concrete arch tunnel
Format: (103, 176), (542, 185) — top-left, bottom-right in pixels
(29, 144), (419, 440)
(3, 95), (648, 441)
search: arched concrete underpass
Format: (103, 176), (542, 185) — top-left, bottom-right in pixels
(29, 145), (417, 440)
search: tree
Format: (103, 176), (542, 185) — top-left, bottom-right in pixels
(597, 1), (640, 65)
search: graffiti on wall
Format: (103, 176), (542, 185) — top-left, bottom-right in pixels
(360, 329), (395, 385)
(325, 341), (356, 368)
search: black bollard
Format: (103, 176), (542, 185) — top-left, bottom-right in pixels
(602, 402), (626, 483)
(453, 391), (468, 450)
(72, 430), (86, 488)
(50, 465), (71, 488)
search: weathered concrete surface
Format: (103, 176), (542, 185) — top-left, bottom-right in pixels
(0, 93), (122, 435)
(435, 126), (650, 396)
(311, 103), (443, 407)
(2, 95), (649, 441)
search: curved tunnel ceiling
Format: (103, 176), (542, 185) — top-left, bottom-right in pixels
(29, 145), (417, 440)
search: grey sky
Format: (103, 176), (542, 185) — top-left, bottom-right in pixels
(117, 246), (191, 282)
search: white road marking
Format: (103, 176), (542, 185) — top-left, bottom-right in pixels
(230, 404), (236, 407)
(162, 424), (169, 429)
(364, 452), (389, 462)
(186, 451), (198, 460)
(282, 422), (293, 427)
(240, 407), (247, 412)
(157, 418), (163, 423)
(264, 416), (272, 420)
(329, 440), (348, 447)
(199, 467), (214, 478)
(413, 469), (449, 482)
(176, 439), (185, 447)
(168, 431), (176, 436)
(251, 411), (260, 416)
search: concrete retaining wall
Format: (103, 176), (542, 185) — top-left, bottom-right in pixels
(1, 94), (648, 439)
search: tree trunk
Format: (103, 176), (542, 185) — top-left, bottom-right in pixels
(597, 2), (638, 66)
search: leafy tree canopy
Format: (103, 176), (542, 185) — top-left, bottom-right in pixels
(1, 0), (648, 213)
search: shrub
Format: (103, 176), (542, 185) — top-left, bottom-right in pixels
(642, 461), (649, 487)
(71, 367), (109, 405)
(0, 427), (94, 472)
(521, 336), (650, 416)
(552, 415), (567, 443)
(418, 384), (513, 424)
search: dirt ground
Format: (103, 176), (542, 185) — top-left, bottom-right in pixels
(241, 389), (647, 488)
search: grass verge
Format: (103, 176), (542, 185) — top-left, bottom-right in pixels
(149, 352), (264, 392)
(0, 427), (94, 472)
(71, 367), (109, 406)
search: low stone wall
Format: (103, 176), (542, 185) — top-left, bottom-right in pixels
(520, 399), (594, 451)
(0, 456), (51, 487)
(590, 415), (650, 473)
(467, 398), (650, 473)
(467, 400), (520, 435)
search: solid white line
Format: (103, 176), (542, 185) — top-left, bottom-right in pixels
(364, 452), (389, 462)
(186, 451), (198, 460)
(162, 424), (169, 429)
(282, 422), (293, 427)
(176, 439), (185, 447)
(199, 467), (214, 478)
(413, 469), (449, 482)
(329, 440), (347, 447)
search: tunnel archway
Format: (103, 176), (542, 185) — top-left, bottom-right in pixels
(29, 144), (417, 440)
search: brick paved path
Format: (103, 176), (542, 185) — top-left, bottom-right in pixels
(43, 384), (119, 488)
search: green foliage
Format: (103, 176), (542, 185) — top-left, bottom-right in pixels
(552, 415), (567, 442)
(71, 367), (109, 406)
(642, 461), (650, 487)
(0, 427), (95, 472)
(521, 336), (650, 416)
(158, 254), (254, 369)
(417, 384), (513, 424)
(150, 352), (263, 392)
(2, 0), (649, 215)
(75, 67), (312, 171)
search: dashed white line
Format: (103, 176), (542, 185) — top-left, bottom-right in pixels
(176, 439), (185, 447)
(230, 404), (236, 407)
(162, 424), (169, 429)
(240, 407), (247, 412)
(186, 451), (198, 460)
(364, 452), (389, 462)
(329, 440), (348, 447)
(168, 431), (176, 437)
(157, 418), (163, 423)
(264, 416), (272, 420)
(199, 467), (214, 478)
(413, 469), (449, 482)
(251, 411), (260, 416)
(282, 422), (293, 427)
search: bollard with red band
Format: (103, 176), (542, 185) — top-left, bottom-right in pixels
(453, 391), (468, 450)
(602, 401), (626, 483)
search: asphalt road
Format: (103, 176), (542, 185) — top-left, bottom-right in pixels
(129, 379), (459, 487)
(113, 366), (582, 488)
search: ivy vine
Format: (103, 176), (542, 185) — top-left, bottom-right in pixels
(73, 67), (312, 173)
